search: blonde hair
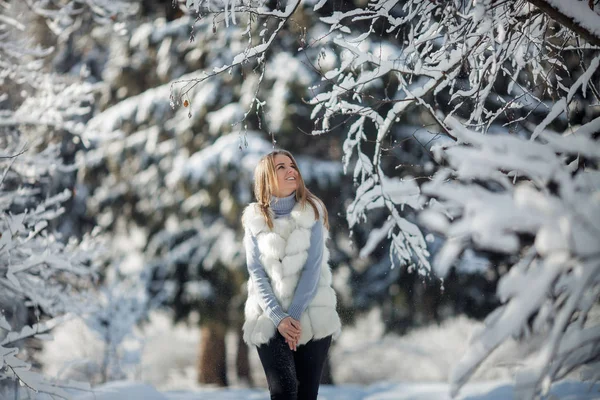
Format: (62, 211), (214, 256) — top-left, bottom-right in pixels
(252, 150), (329, 230)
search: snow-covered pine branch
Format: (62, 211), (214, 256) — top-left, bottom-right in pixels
(0, 138), (102, 397)
(27, 0), (137, 39)
(420, 115), (600, 399)
(0, 0), (134, 100)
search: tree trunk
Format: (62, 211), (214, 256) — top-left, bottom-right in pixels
(197, 322), (228, 386)
(235, 332), (253, 386)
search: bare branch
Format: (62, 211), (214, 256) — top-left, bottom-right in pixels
(171, 0), (301, 103)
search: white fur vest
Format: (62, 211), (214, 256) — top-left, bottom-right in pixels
(242, 202), (342, 347)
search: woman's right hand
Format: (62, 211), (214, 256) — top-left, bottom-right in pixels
(278, 317), (301, 349)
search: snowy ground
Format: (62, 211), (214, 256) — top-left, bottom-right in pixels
(37, 309), (600, 399)
(40, 309), (519, 389)
(53, 380), (600, 400)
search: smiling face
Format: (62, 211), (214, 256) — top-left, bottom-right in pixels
(272, 154), (299, 197)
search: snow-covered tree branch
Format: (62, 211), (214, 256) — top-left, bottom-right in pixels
(0, 137), (103, 397)
(421, 115), (600, 399)
(1, 0), (139, 397)
(526, 0), (600, 47)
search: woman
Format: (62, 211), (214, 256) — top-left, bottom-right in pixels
(242, 150), (342, 400)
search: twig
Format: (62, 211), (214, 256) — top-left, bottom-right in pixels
(0, 143), (27, 188)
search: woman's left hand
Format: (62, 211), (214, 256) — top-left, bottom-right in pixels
(286, 338), (298, 351)
(286, 318), (301, 351)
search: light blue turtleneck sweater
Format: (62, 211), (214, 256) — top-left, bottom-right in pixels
(244, 192), (324, 328)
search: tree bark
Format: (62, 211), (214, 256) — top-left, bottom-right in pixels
(527, 0), (600, 47)
(197, 322), (228, 386)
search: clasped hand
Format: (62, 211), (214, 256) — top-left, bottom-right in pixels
(277, 316), (301, 351)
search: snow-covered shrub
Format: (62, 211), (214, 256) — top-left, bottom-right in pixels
(38, 269), (149, 385)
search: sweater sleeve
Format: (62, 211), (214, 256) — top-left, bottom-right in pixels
(287, 221), (324, 320)
(244, 229), (289, 327)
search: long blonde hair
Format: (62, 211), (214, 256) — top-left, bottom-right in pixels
(252, 150), (329, 230)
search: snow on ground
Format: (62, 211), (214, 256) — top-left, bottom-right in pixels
(39, 309), (598, 399)
(135, 309), (522, 389)
(41, 309), (518, 390)
(329, 309), (518, 385)
(60, 380), (600, 400)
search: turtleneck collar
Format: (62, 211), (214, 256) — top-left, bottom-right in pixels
(270, 192), (296, 217)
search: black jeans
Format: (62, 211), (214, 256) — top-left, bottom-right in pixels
(257, 332), (332, 400)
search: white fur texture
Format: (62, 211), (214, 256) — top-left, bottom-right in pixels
(242, 202), (342, 346)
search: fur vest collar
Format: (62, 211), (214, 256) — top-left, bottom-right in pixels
(242, 202), (341, 346)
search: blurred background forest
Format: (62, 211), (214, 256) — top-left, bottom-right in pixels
(1, 0), (598, 396)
